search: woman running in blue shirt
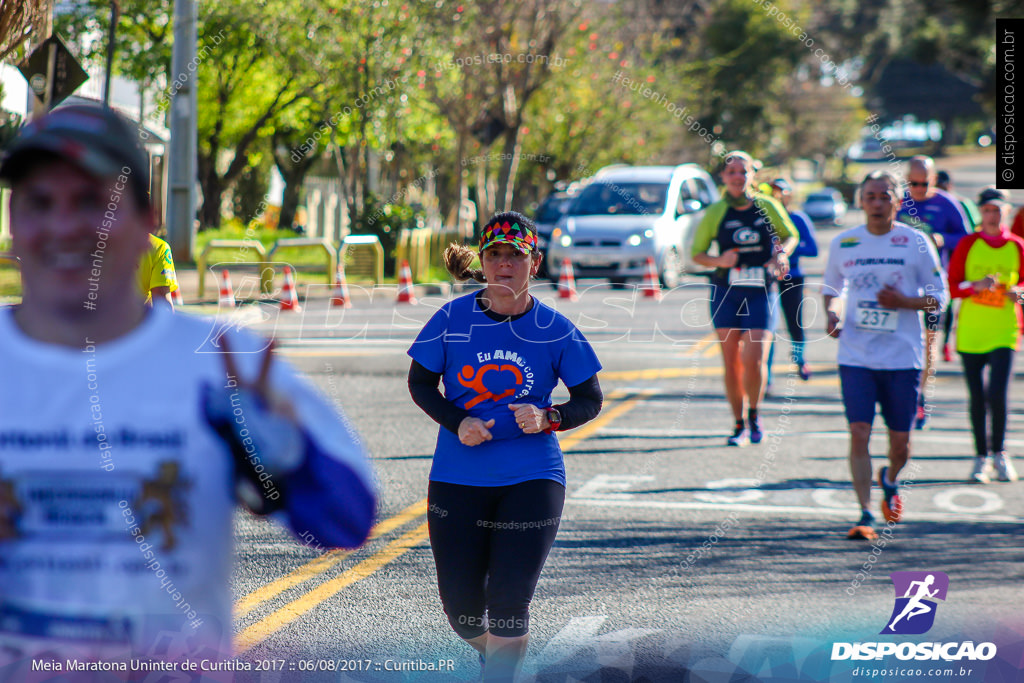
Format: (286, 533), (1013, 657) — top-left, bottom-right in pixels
(408, 211), (603, 680)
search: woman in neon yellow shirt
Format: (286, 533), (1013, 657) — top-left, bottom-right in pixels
(947, 187), (1023, 483)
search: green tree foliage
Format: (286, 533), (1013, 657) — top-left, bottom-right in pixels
(194, 0), (325, 227)
(410, 0), (582, 226)
(50, 0), (1007, 238)
(55, 0), (173, 103)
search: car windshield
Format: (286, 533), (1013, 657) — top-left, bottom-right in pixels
(807, 192), (834, 202)
(569, 182), (668, 216)
(536, 196), (569, 223)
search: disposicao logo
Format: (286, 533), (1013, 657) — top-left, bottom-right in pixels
(882, 571), (948, 635)
(832, 571), (997, 662)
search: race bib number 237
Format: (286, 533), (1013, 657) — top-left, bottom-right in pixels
(855, 301), (898, 332)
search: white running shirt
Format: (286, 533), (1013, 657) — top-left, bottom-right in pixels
(0, 306), (374, 668)
(823, 223), (948, 370)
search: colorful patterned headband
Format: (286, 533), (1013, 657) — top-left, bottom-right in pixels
(479, 220), (536, 254)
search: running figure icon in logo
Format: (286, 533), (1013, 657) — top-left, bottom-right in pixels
(881, 571), (950, 635)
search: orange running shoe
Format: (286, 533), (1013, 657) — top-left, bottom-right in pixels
(878, 466), (903, 523)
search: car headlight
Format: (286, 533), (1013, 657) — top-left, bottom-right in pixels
(560, 234), (572, 247)
(627, 229), (654, 247)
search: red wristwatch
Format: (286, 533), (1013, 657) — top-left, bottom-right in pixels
(544, 407), (562, 433)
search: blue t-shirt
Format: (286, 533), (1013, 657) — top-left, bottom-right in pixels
(408, 292), (602, 487)
(897, 189), (969, 262)
(787, 210), (818, 278)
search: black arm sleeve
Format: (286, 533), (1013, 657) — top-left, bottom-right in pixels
(408, 360), (470, 435)
(554, 374), (603, 431)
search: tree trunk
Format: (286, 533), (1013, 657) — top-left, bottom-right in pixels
(278, 173), (303, 231)
(495, 125), (522, 212)
(453, 129), (467, 236)
(198, 154), (223, 229)
(201, 175), (224, 229)
(273, 138), (317, 231)
(476, 160), (491, 232)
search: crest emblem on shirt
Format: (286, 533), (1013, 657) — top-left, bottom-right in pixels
(134, 461), (191, 551)
(0, 469), (23, 541)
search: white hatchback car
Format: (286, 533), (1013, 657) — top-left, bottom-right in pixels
(544, 164), (719, 288)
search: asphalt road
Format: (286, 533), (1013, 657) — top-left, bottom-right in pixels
(219, 154), (1022, 683)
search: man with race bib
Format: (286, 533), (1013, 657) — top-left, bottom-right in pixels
(824, 171), (948, 540)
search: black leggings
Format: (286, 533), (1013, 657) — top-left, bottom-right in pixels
(427, 479), (564, 638)
(777, 276), (807, 344)
(960, 348), (1015, 455)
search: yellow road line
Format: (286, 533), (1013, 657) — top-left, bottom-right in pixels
(701, 339), (721, 357)
(235, 522), (430, 654)
(235, 391), (645, 650)
(276, 348), (403, 357)
(600, 363), (835, 382)
(234, 499), (427, 617)
(601, 366), (723, 381)
(688, 332), (717, 357)
(558, 390), (643, 452)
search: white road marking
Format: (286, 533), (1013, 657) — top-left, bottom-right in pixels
(570, 474), (655, 500)
(811, 488), (860, 510)
(642, 399), (847, 413)
(594, 427), (1024, 447)
(695, 478), (766, 504)
(932, 487), (1005, 514)
(565, 497), (1021, 523)
(798, 431), (1024, 447)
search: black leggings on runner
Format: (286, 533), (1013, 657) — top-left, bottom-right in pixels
(778, 276), (806, 345)
(960, 347), (1015, 455)
(427, 479), (564, 639)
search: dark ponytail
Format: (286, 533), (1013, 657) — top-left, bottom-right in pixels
(443, 243), (486, 282)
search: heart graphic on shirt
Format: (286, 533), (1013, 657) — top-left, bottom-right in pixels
(458, 363), (525, 409)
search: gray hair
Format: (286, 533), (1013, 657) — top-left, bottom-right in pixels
(860, 170), (902, 194)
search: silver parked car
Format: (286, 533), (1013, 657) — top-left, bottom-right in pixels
(545, 165), (719, 288)
(803, 188), (847, 226)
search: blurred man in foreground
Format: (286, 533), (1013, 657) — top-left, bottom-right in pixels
(0, 103), (376, 676)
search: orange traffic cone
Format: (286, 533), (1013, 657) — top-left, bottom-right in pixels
(331, 262), (352, 308)
(171, 287), (184, 307)
(641, 256), (662, 299)
(558, 258), (577, 301)
(218, 270), (235, 308)
(396, 259), (417, 304)
(280, 266), (302, 312)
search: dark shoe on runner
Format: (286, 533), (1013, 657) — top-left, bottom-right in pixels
(749, 417), (764, 444)
(727, 426), (750, 447)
